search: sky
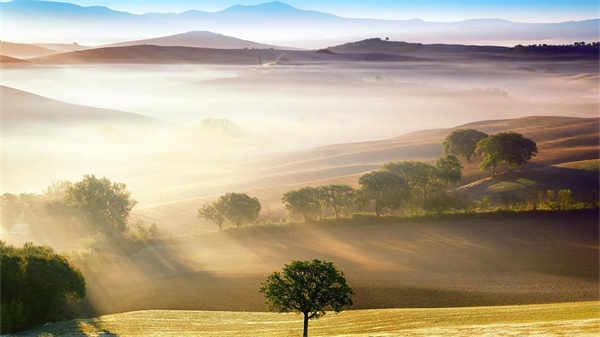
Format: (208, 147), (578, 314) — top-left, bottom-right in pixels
(4, 0), (599, 22)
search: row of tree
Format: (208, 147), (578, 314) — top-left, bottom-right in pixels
(198, 130), (539, 227)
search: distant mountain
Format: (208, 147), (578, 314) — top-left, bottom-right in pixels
(0, 41), (57, 58)
(1, 85), (156, 133)
(106, 31), (295, 50)
(35, 42), (89, 52)
(2, 0), (598, 48)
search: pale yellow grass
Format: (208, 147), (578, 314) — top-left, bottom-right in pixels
(22, 302), (600, 337)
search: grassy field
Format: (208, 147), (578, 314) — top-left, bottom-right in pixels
(21, 301), (600, 337)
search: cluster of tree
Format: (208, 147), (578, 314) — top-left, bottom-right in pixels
(444, 129), (537, 176)
(198, 192), (261, 230)
(514, 41), (600, 53)
(282, 185), (357, 222)
(1, 242), (86, 333)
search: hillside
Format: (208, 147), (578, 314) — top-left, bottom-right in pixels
(1, 85), (157, 133)
(0, 55), (27, 63)
(21, 302), (600, 337)
(106, 31), (295, 50)
(73, 211), (598, 315)
(0, 41), (56, 58)
(136, 116), (600, 226)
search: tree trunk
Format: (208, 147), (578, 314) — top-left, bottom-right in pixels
(374, 200), (380, 217)
(303, 313), (309, 337)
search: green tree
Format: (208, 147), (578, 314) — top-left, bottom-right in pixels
(435, 155), (463, 185)
(358, 171), (407, 216)
(475, 132), (538, 175)
(259, 259), (353, 337)
(198, 203), (225, 230)
(383, 161), (440, 207)
(318, 185), (356, 220)
(1, 242), (86, 333)
(65, 175), (136, 235)
(214, 193), (261, 228)
(443, 129), (488, 162)
(282, 187), (322, 222)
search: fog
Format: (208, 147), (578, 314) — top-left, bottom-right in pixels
(2, 60), (598, 205)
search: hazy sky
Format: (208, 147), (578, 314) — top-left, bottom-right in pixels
(6, 0), (599, 21)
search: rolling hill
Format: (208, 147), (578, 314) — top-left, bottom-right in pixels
(1, 85), (157, 133)
(106, 31), (295, 50)
(0, 55), (27, 63)
(2, 0), (598, 47)
(0, 40), (57, 58)
(20, 302), (600, 337)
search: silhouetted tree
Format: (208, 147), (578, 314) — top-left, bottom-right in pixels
(443, 129), (488, 162)
(198, 203), (225, 230)
(260, 259), (353, 337)
(475, 132), (537, 175)
(214, 193), (261, 228)
(65, 175), (136, 235)
(358, 171), (407, 216)
(282, 187), (321, 222)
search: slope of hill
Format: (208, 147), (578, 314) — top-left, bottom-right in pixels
(1, 85), (156, 132)
(21, 302), (600, 337)
(0, 40), (57, 58)
(32, 45), (284, 64)
(0, 55), (27, 63)
(107, 31), (295, 50)
(2, 0), (598, 47)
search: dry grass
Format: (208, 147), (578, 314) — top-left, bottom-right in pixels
(21, 302), (600, 337)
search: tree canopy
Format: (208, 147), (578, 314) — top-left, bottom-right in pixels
(358, 171), (407, 216)
(435, 154), (463, 185)
(282, 187), (322, 222)
(443, 129), (488, 162)
(198, 203), (225, 230)
(1, 241), (86, 333)
(475, 132), (538, 175)
(318, 185), (355, 220)
(214, 193), (261, 227)
(65, 175), (136, 235)
(259, 259), (353, 337)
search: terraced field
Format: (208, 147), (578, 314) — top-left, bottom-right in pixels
(21, 302), (600, 337)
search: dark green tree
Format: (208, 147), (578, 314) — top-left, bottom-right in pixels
(1, 241), (86, 333)
(65, 175), (136, 235)
(358, 171), (407, 216)
(318, 185), (356, 220)
(443, 129), (488, 162)
(282, 187), (322, 222)
(214, 193), (261, 227)
(383, 161), (440, 207)
(198, 203), (225, 230)
(475, 132), (538, 175)
(259, 259), (353, 337)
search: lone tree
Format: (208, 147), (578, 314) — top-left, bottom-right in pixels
(443, 129), (488, 162)
(198, 203), (225, 230)
(282, 187), (321, 222)
(65, 175), (136, 235)
(214, 193), (261, 228)
(358, 171), (406, 216)
(260, 259), (353, 337)
(475, 132), (538, 175)
(318, 185), (355, 220)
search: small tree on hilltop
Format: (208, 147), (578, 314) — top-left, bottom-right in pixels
(443, 129), (488, 162)
(198, 203), (225, 230)
(260, 259), (353, 337)
(282, 187), (321, 223)
(214, 193), (261, 228)
(475, 132), (537, 176)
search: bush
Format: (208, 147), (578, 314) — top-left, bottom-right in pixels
(0, 242), (86, 333)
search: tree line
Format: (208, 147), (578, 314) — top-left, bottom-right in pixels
(199, 129), (540, 227)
